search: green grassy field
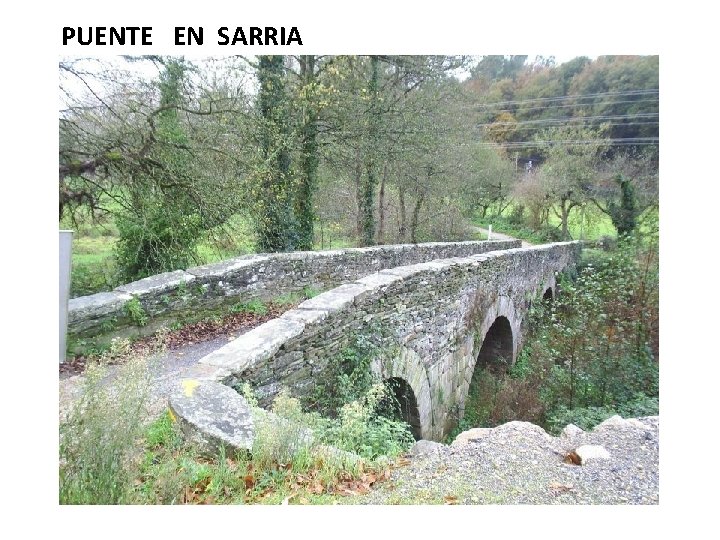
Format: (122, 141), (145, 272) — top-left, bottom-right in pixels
(63, 211), (358, 298)
(473, 203), (657, 245)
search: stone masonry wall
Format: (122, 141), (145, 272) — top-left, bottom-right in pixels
(194, 242), (581, 441)
(67, 240), (519, 346)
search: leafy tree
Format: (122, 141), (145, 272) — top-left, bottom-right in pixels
(253, 55), (299, 252)
(590, 148), (658, 236)
(533, 126), (609, 239)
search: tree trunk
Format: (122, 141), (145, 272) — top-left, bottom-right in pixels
(398, 185), (407, 242)
(359, 55), (380, 246)
(256, 55), (296, 252)
(410, 192), (425, 244)
(296, 55), (319, 250)
(377, 162), (388, 244)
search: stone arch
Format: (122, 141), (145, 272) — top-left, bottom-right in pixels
(540, 274), (557, 302)
(383, 377), (422, 440)
(371, 346), (433, 440)
(457, 294), (521, 421)
(474, 294), (521, 364)
(475, 316), (514, 373)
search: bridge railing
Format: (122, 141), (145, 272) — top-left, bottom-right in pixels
(67, 240), (520, 352)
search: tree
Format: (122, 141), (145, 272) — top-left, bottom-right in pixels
(60, 56), (248, 279)
(252, 55), (299, 252)
(589, 148), (658, 236)
(534, 126), (609, 240)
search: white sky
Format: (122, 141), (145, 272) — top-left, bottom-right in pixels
(5, 0), (719, 537)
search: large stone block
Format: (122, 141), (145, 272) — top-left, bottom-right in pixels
(168, 379), (254, 455)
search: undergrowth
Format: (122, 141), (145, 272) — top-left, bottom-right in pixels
(455, 236), (659, 437)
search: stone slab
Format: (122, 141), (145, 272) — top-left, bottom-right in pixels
(296, 283), (371, 312)
(200, 318), (305, 372)
(116, 270), (195, 296)
(168, 379), (254, 455)
(186, 254), (270, 279)
(68, 291), (133, 324)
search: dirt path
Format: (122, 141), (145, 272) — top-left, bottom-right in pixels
(473, 226), (533, 248)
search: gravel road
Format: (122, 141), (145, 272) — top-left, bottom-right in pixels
(357, 416), (659, 505)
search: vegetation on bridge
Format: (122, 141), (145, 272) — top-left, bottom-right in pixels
(59, 54), (660, 504)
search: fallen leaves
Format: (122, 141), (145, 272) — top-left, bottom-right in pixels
(564, 451), (581, 465)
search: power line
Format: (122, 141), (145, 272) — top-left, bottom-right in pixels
(476, 137), (659, 149)
(473, 89), (659, 109)
(477, 113), (659, 128)
(479, 121), (659, 132)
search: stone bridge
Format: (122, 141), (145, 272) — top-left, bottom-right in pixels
(187, 241), (581, 441)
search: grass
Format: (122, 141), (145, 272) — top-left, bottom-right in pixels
(61, 354), (412, 504)
(473, 202), (656, 244)
(64, 210), (359, 298)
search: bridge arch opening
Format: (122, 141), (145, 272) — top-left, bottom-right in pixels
(461, 316), (515, 428)
(543, 287), (554, 301)
(476, 316), (514, 374)
(381, 377), (422, 440)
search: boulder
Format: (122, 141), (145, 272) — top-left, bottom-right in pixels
(561, 424), (585, 438)
(168, 379), (254, 455)
(451, 427), (492, 448)
(574, 444), (611, 464)
(409, 439), (447, 456)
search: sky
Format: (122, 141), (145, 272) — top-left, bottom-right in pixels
(5, 0), (720, 537)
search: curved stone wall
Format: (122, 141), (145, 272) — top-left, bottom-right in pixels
(192, 242), (581, 440)
(67, 240), (520, 346)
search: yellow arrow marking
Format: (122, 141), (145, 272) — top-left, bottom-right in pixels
(182, 379), (200, 397)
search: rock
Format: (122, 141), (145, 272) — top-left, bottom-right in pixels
(312, 444), (362, 466)
(451, 428), (492, 448)
(561, 424), (584, 438)
(594, 415), (650, 431)
(409, 439), (447, 456)
(168, 379), (254, 455)
(574, 444), (611, 463)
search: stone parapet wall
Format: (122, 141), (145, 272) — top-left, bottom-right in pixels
(67, 240), (519, 344)
(197, 242), (581, 440)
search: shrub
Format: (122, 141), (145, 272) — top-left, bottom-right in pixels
(317, 384), (414, 460)
(546, 394), (659, 433)
(456, 238), (658, 436)
(59, 341), (153, 504)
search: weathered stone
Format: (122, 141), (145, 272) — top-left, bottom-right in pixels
(561, 424), (585, 438)
(574, 444), (611, 463)
(409, 439), (448, 456)
(452, 428), (493, 448)
(355, 271), (404, 290)
(594, 415), (651, 431)
(186, 254), (271, 279)
(199, 318), (305, 372)
(297, 283), (371, 312)
(116, 270), (195, 296)
(168, 379), (254, 455)
(68, 291), (133, 326)
(280, 307), (330, 325)
(69, 239), (520, 341)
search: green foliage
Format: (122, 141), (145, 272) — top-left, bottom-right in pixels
(546, 394), (659, 433)
(229, 299), (268, 316)
(457, 238), (658, 437)
(319, 384), (414, 460)
(123, 296), (148, 326)
(59, 342), (153, 504)
(308, 336), (377, 417)
(134, 384), (410, 504)
(302, 285), (321, 299)
(115, 204), (203, 282)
